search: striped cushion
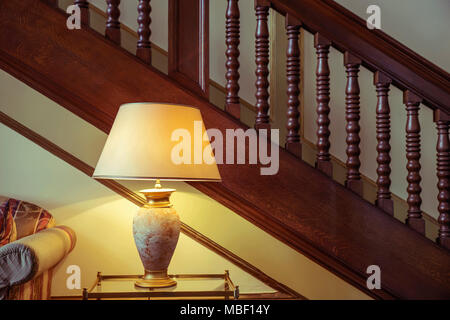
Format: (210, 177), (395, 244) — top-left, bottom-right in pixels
(6, 269), (53, 300)
(0, 198), (57, 300)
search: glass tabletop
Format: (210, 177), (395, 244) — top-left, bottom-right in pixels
(84, 272), (238, 300)
(92, 277), (226, 293)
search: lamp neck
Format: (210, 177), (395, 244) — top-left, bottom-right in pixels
(140, 180), (176, 208)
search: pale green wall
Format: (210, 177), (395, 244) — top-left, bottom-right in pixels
(335, 0), (450, 71)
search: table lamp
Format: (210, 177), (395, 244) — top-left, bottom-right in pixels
(93, 103), (221, 288)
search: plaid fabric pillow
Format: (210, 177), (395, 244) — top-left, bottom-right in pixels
(0, 198), (17, 247)
(0, 198), (54, 241)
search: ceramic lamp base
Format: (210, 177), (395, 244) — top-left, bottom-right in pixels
(133, 184), (180, 289)
(135, 269), (177, 288)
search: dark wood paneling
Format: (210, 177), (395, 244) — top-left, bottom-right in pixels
(168, 0), (209, 97)
(270, 0), (450, 114)
(2, 0), (450, 299)
(0, 110), (302, 299)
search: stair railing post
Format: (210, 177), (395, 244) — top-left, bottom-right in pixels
(137, 0), (152, 65)
(254, 0), (271, 131)
(434, 110), (450, 250)
(314, 33), (332, 177)
(285, 13), (302, 158)
(225, 0), (241, 119)
(374, 71), (393, 215)
(404, 90), (425, 235)
(344, 52), (363, 196)
(106, 0), (121, 45)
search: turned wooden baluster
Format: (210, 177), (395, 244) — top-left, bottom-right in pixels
(374, 72), (393, 215)
(254, 0), (270, 130)
(285, 14), (302, 158)
(225, 0), (240, 119)
(137, 0), (152, 64)
(74, 0), (90, 26)
(106, 0), (121, 45)
(344, 52), (362, 196)
(314, 34), (332, 177)
(404, 90), (424, 234)
(434, 110), (450, 250)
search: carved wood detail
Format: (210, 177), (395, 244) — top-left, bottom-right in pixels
(137, 0), (152, 64)
(344, 52), (362, 196)
(285, 14), (301, 158)
(106, 0), (121, 45)
(404, 90), (425, 235)
(225, 0), (241, 119)
(374, 71), (393, 215)
(254, 0), (270, 130)
(434, 110), (450, 250)
(314, 33), (332, 177)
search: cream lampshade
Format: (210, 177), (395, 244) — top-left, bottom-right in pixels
(93, 102), (221, 288)
(93, 102), (221, 181)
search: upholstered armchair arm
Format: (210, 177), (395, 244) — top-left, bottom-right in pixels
(0, 226), (76, 298)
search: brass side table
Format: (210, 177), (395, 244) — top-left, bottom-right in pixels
(82, 270), (239, 300)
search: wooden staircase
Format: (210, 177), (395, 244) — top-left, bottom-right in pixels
(0, 0), (449, 299)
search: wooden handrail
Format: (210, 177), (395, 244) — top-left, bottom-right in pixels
(269, 0), (450, 114)
(263, 0), (450, 248)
